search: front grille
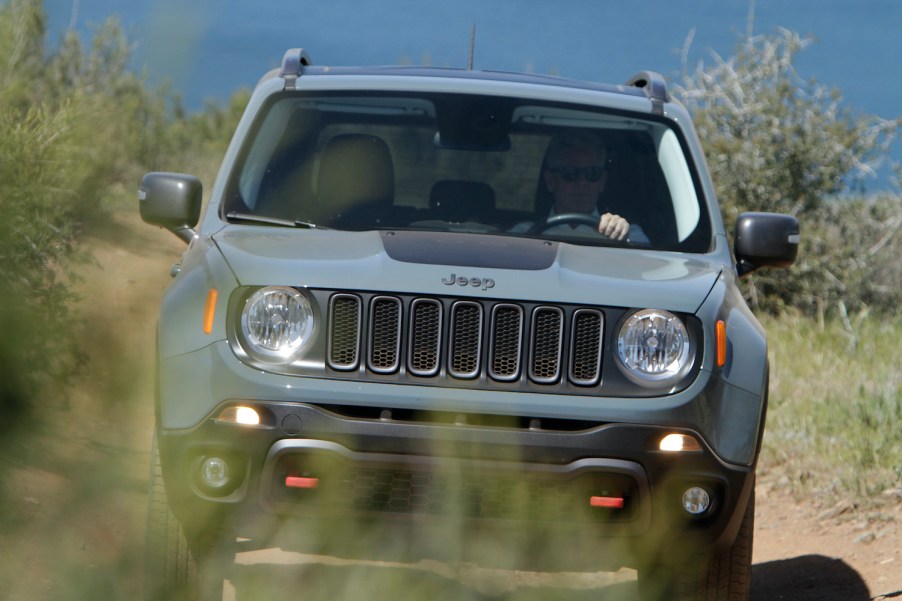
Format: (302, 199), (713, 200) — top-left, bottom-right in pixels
(327, 292), (605, 388)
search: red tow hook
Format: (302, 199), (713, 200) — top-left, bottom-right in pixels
(285, 476), (320, 489)
(589, 495), (625, 509)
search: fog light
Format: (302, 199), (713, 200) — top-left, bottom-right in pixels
(660, 433), (702, 452)
(234, 406), (260, 425)
(682, 486), (711, 515)
(217, 405), (261, 426)
(200, 456), (231, 489)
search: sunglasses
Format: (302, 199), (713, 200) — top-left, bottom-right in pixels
(550, 165), (605, 182)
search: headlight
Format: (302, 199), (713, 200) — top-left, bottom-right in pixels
(240, 286), (315, 361)
(616, 309), (691, 385)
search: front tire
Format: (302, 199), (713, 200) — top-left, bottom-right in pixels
(144, 436), (231, 601)
(639, 487), (755, 601)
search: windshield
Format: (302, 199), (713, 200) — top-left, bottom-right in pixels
(222, 91), (712, 252)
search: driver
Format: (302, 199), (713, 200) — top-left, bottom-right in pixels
(513, 130), (648, 244)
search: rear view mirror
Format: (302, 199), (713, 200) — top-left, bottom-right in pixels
(734, 212), (800, 276)
(139, 172), (202, 243)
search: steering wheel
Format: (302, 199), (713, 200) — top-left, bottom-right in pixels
(527, 213), (601, 235)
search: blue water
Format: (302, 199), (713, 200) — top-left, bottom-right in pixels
(44, 0), (902, 189)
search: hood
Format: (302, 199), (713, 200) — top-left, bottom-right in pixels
(213, 227), (722, 314)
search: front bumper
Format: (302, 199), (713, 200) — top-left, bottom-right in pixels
(158, 400), (755, 571)
(159, 341), (766, 467)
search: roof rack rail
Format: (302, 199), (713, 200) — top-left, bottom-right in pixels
(280, 48), (313, 90)
(626, 71), (668, 115)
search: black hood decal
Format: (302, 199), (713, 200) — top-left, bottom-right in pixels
(380, 231), (557, 270)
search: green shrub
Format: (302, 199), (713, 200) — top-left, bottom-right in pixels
(0, 0), (248, 434)
(0, 84), (88, 433)
(0, 2), (154, 430)
(674, 29), (902, 317)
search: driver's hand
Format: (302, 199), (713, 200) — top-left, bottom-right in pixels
(597, 213), (629, 240)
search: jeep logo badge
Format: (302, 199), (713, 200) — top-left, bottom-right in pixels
(442, 273), (495, 291)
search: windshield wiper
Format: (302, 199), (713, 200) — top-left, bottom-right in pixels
(225, 212), (328, 229)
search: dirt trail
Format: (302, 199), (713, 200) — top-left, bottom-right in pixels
(1, 209), (898, 600)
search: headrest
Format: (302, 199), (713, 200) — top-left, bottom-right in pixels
(429, 180), (495, 222)
(317, 134), (394, 207)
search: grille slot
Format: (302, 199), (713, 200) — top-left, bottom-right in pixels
(529, 307), (564, 384)
(570, 309), (604, 386)
(489, 304), (523, 381)
(448, 301), (483, 379)
(327, 294), (361, 370)
(408, 299), (442, 377)
(368, 296), (402, 373)
(327, 292), (607, 388)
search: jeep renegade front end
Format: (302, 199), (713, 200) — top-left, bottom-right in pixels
(140, 48), (798, 601)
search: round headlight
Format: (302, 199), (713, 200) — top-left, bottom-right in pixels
(241, 286), (314, 361)
(617, 309), (691, 384)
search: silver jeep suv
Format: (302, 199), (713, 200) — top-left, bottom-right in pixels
(140, 48), (798, 600)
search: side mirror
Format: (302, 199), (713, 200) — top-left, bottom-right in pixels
(139, 172), (202, 243)
(734, 212), (800, 276)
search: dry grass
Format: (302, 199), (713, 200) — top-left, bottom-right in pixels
(758, 312), (902, 508)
